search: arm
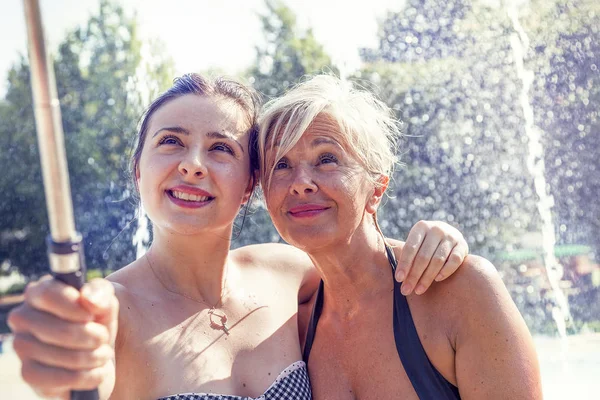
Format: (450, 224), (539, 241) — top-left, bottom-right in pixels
(451, 257), (542, 399)
(246, 219), (470, 303)
(8, 276), (119, 400)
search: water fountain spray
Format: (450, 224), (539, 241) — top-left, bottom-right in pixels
(506, 0), (572, 336)
(133, 204), (150, 259)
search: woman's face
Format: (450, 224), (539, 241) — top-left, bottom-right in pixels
(263, 114), (380, 252)
(137, 94), (253, 236)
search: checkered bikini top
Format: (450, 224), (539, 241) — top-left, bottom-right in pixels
(157, 360), (312, 400)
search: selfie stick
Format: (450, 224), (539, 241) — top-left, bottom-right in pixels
(22, 0), (99, 399)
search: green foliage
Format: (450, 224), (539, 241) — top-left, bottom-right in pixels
(0, 0), (173, 278)
(0, 282), (27, 297)
(246, 0), (336, 98)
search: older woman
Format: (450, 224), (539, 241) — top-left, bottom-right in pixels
(257, 75), (543, 399)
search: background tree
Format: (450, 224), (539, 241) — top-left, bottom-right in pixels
(0, 0), (173, 278)
(247, 0), (335, 98)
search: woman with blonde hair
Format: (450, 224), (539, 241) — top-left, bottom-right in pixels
(257, 74), (543, 399)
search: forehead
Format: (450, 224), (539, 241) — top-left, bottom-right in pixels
(149, 94), (249, 140)
(271, 112), (347, 149)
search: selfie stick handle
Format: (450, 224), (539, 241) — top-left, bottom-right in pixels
(23, 0), (98, 399)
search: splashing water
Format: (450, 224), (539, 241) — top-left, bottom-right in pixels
(506, 1), (572, 337)
(132, 204), (150, 259)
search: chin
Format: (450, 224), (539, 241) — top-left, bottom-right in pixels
(284, 229), (336, 253)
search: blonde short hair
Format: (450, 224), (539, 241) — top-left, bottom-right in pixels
(257, 74), (401, 190)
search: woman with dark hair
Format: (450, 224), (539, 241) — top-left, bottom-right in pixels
(9, 74), (469, 400)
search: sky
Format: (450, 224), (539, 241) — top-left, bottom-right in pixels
(0, 0), (405, 96)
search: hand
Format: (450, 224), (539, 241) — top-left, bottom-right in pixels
(7, 276), (118, 400)
(395, 220), (469, 295)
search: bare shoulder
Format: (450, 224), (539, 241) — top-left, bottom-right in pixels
(105, 258), (149, 301)
(232, 243), (319, 304)
(406, 254), (511, 338)
(442, 254), (501, 291)
(231, 243), (313, 275)
(422, 254), (506, 313)
(436, 260), (542, 398)
(105, 259), (150, 350)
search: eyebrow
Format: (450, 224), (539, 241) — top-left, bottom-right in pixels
(152, 126), (190, 137)
(206, 131), (245, 153)
(152, 126), (244, 153)
(311, 136), (342, 148)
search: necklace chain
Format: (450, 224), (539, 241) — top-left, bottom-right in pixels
(145, 251), (231, 335)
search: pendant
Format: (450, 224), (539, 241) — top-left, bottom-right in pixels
(209, 308), (230, 335)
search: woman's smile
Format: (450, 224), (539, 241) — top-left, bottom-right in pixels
(287, 203), (331, 219)
(166, 185), (215, 209)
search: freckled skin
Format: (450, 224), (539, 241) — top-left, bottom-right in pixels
(266, 114), (542, 400)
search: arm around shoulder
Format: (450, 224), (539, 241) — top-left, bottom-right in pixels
(448, 256), (542, 400)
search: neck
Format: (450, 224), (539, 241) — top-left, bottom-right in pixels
(307, 219), (393, 314)
(146, 226), (234, 306)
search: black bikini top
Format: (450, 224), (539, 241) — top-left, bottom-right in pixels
(302, 244), (461, 399)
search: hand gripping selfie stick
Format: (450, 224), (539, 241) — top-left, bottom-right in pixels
(23, 0), (99, 399)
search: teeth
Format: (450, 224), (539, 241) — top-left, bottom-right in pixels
(171, 191), (210, 202)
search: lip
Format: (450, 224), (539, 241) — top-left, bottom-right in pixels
(287, 203), (330, 218)
(166, 185), (214, 209)
(169, 185), (213, 197)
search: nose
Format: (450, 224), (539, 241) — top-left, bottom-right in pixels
(178, 150), (207, 178)
(289, 165), (317, 196)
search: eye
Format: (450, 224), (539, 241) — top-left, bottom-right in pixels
(158, 134), (181, 146)
(318, 153), (338, 165)
(274, 158), (289, 170)
(211, 142), (235, 155)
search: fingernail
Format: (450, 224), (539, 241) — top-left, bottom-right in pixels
(401, 284), (412, 296)
(415, 284), (426, 295)
(435, 273), (444, 281)
(396, 270), (405, 282)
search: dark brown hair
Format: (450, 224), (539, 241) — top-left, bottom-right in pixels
(130, 73), (261, 192)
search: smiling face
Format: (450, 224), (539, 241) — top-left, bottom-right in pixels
(137, 94), (253, 236)
(263, 113), (385, 252)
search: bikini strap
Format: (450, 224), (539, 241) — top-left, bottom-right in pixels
(302, 279), (324, 364)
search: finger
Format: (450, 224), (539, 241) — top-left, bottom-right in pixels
(396, 221), (428, 282)
(435, 241), (469, 281)
(9, 307), (109, 350)
(414, 240), (454, 295)
(12, 333), (113, 370)
(34, 387), (69, 400)
(401, 228), (443, 295)
(81, 280), (119, 345)
(24, 277), (92, 323)
(21, 360), (108, 392)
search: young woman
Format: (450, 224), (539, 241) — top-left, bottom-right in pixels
(8, 74), (468, 400)
(257, 74), (543, 399)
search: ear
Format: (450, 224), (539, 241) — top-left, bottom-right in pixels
(366, 175), (389, 214)
(241, 171), (257, 205)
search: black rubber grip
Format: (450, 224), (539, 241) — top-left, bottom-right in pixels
(53, 270), (86, 290)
